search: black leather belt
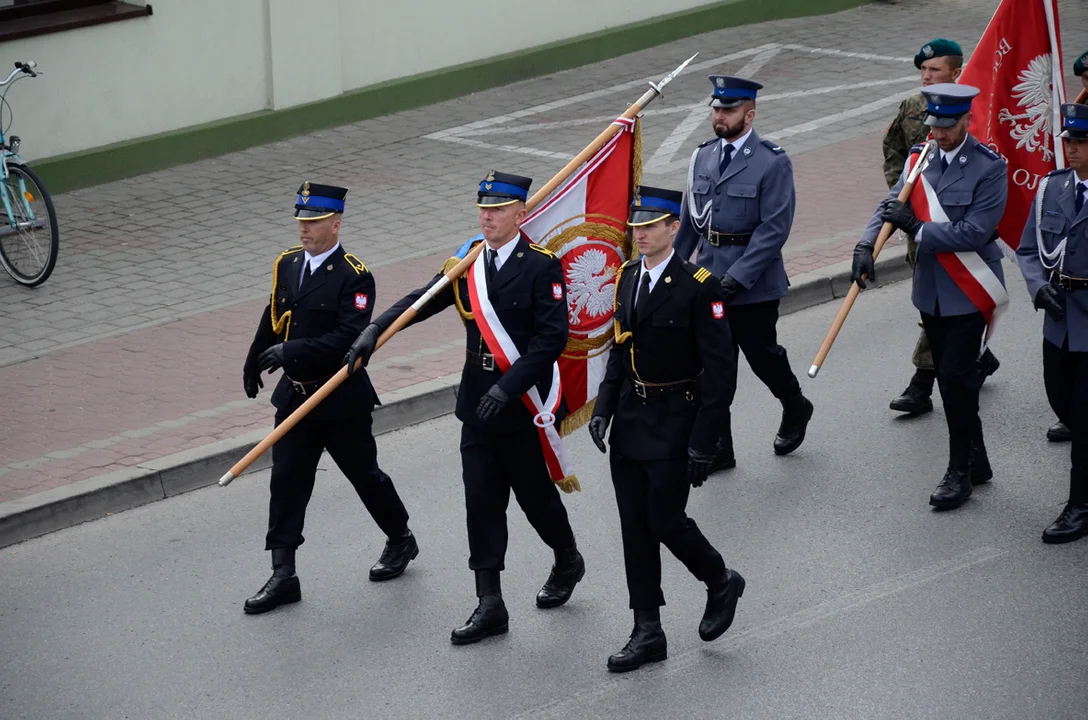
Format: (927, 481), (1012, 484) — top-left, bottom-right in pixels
(1058, 273), (1088, 291)
(467, 349), (500, 372)
(288, 374), (333, 396)
(706, 230), (752, 247)
(627, 375), (699, 399)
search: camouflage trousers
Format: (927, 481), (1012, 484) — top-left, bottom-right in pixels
(906, 234), (934, 371)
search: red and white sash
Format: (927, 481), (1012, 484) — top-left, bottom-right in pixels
(908, 151), (1009, 345)
(466, 250), (579, 492)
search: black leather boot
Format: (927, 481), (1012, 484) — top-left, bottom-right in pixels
(967, 440), (993, 486)
(451, 571), (509, 645)
(929, 468), (972, 510)
(710, 435), (736, 473)
(536, 545), (585, 608)
(1042, 502), (1088, 544)
(1047, 422), (1073, 442)
(889, 369), (935, 414)
(369, 529), (419, 581)
(244, 548), (301, 615)
(608, 608), (667, 672)
(977, 348), (1000, 384)
(773, 394), (814, 456)
(698, 569), (746, 642)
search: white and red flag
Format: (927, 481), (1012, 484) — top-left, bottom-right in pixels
(958, 0), (1067, 252)
(521, 116), (640, 436)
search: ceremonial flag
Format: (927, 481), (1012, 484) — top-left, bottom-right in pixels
(958, 0), (1066, 252)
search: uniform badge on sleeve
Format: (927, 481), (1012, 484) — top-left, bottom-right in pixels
(354, 293), (369, 310)
(711, 301), (725, 319)
(552, 283), (564, 300)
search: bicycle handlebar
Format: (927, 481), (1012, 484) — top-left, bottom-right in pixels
(3, 61), (38, 85)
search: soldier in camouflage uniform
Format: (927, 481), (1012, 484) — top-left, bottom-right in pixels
(881, 39), (1001, 416)
(1077, 51), (1088, 97)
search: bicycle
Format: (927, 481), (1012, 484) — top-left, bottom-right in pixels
(1, 61), (58, 287)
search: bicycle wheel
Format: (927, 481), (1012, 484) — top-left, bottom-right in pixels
(0, 163), (59, 287)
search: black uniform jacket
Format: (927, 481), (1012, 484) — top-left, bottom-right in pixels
(245, 244), (379, 420)
(594, 253), (736, 461)
(374, 234), (569, 431)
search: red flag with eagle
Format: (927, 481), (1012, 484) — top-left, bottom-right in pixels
(957, 0), (1067, 252)
(520, 116), (641, 436)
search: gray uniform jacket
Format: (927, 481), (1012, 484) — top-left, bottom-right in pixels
(1017, 168), (1088, 352)
(860, 135), (1008, 317)
(674, 130), (795, 306)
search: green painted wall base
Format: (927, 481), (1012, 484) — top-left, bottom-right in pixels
(33, 0), (869, 194)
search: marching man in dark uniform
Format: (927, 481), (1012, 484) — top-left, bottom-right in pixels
(853, 85), (1008, 511)
(1016, 104), (1088, 543)
(589, 186), (745, 673)
(241, 182), (418, 614)
(674, 75), (814, 470)
(345, 171), (584, 645)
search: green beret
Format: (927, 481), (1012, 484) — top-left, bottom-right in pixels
(1075, 51), (1088, 77)
(914, 38), (964, 69)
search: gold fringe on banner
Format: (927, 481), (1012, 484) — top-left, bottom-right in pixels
(555, 474), (582, 493)
(631, 117), (643, 192)
(559, 397), (596, 437)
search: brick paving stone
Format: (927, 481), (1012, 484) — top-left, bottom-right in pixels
(1, 0), (1086, 505)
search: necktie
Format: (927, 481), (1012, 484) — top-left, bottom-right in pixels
(300, 261), (312, 288)
(487, 249), (498, 282)
(940, 155), (949, 173)
(719, 143), (735, 176)
(634, 272), (652, 322)
(1077, 185), (1086, 215)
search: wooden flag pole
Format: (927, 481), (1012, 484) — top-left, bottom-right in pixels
(218, 55), (698, 486)
(808, 140), (937, 379)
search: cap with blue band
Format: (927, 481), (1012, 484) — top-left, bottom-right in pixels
(628, 185), (683, 227)
(294, 181), (348, 220)
(476, 170), (532, 207)
(708, 75), (763, 109)
(1061, 103), (1088, 140)
(921, 83), (980, 128)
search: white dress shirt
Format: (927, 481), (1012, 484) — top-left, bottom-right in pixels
(719, 128), (754, 165)
(485, 233), (520, 271)
(634, 250), (675, 304)
(300, 243), (341, 283)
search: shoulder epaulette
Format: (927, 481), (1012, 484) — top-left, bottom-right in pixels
(975, 142), (1002, 161)
(529, 243), (557, 259)
(697, 138), (717, 149)
(762, 140), (786, 154)
(682, 261), (713, 284)
(343, 253), (368, 275)
(1047, 167), (1073, 177)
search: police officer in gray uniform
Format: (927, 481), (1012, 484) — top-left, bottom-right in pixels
(853, 84), (1007, 511)
(1016, 103), (1088, 544)
(675, 76), (813, 469)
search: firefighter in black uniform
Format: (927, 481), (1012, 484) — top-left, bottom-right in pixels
(241, 182), (417, 615)
(345, 171), (583, 645)
(589, 186), (746, 672)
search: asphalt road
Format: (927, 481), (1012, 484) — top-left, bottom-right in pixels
(3, 271), (1087, 720)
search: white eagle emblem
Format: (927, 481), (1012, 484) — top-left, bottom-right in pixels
(565, 248), (617, 326)
(998, 53), (1056, 162)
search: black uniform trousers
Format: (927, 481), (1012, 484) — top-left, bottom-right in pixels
(920, 309), (988, 470)
(266, 412), (409, 551)
(610, 450), (726, 609)
(722, 299), (802, 443)
(1043, 338), (1088, 504)
(460, 420), (575, 571)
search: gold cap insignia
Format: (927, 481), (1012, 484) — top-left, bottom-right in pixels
(633, 185), (641, 206)
(484, 183), (492, 190)
(486, 170), (495, 181)
(301, 182), (311, 198)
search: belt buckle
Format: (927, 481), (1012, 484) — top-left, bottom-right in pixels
(707, 232), (720, 247)
(1059, 275), (1072, 292)
(633, 380), (648, 399)
(290, 379), (308, 396)
(481, 353), (496, 372)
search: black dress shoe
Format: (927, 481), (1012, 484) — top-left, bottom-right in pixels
(1047, 422), (1073, 443)
(244, 573), (301, 614)
(369, 530), (419, 581)
(773, 395), (813, 456)
(889, 370), (935, 414)
(977, 349), (1000, 383)
(967, 442), (993, 486)
(536, 546), (585, 608)
(607, 622), (667, 673)
(929, 469), (972, 510)
(699, 569), (746, 642)
(710, 449), (736, 473)
(1042, 502), (1088, 544)
(450, 594), (509, 645)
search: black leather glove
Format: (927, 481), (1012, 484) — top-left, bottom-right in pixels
(588, 416), (609, 453)
(720, 274), (744, 303)
(881, 199), (922, 237)
(687, 447), (715, 488)
(345, 323), (382, 374)
(258, 344), (285, 373)
(476, 384), (510, 421)
(243, 369), (264, 399)
(1034, 284), (1066, 321)
(851, 244), (876, 289)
